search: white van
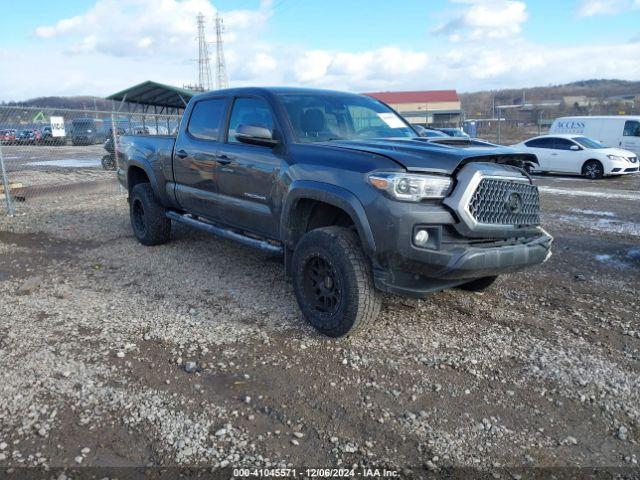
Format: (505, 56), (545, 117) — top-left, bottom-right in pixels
(550, 116), (640, 156)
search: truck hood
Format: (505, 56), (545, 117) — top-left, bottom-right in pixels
(321, 138), (536, 174)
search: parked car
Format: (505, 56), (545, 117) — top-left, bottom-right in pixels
(16, 129), (41, 145)
(413, 125), (449, 138)
(39, 125), (66, 145)
(71, 118), (108, 145)
(0, 129), (17, 144)
(436, 127), (470, 139)
(116, 87), (552, 337)
(513, 134), (638, 179)
(550, 116), (640, 156)
(422, 137), (500, 148)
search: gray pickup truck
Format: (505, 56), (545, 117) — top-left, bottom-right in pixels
(117, 87), (552, 337)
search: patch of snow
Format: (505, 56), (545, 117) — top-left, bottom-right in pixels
(539, 187), (640, 201)
(594, 254), (632, 270)
(627, 248), (640, 260)
(554, 215), (640, 237)
(569, 208), (616, 218)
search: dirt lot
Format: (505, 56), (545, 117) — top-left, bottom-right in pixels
(0, 170), (639, 477)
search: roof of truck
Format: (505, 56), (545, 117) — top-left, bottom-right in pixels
(191, 86), (369, 100)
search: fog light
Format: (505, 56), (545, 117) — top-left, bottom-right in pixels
(414, 229), (430, 246)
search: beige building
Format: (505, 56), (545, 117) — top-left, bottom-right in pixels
(365, 90), (461, 126)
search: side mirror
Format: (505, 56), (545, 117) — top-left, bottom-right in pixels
(569, 145), (580, 151)
(235, 124), (279, 147)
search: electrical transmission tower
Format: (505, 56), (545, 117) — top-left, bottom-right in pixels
(214, 13), (229, 90)
(196, 12), (213, 91)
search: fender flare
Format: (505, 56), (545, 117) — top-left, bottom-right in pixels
(280, 180), (377, 254)
(126, 158), (161, 196)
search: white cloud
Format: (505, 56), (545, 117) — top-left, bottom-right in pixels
(2, 0), (640, 101)
(433, 0), (528, 41)
(577, 0), (640, 16)
(34, 0), (271, 60)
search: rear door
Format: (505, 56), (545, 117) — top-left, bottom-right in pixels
(215, 96), (283, 239)
(173, 96), (228, 221)
(524, 137), (556, 171)
(622, 120), (640, 155)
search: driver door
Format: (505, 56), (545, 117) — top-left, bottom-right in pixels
(552, 138), (583, 173)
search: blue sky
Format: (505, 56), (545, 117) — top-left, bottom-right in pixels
(1, 0), (640, 100)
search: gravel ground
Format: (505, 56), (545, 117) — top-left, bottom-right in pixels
(0, 171), (639, 478)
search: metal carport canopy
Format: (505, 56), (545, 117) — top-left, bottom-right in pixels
(106, 81), (198, 109)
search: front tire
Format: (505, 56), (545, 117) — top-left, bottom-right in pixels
(292, 226), (381, 338)
(457, 275), (499, 292)
(129, 183), (171, 246)
(582, 160), (604, 179)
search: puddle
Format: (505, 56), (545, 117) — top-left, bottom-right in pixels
(24, 159), (102, 168)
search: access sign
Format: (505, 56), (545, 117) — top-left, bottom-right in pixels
(50, 116), (66, 138)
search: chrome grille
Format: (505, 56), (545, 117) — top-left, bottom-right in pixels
(468, 179), (540, 226)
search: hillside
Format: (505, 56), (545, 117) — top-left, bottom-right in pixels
(3, 79), (639, 117)
(460, 79), (640, 118)
(0, 96), (115, 111)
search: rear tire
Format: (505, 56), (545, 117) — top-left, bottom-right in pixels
(582, 160), (604, 179)
(457, 275), (499, 292)
(129, 183), (171, 246)
(292, 226), (381, 337)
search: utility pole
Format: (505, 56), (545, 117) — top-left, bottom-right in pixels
(214, 13), (229, 90)
(196, 13), (213, 91)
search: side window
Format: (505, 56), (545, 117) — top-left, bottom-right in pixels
(623, 120), (640, 137)
(553, 138), (575, 150)
(525, 138), (554, 148)
(227, 97), (275, 144)
(187, 98), (226, 140)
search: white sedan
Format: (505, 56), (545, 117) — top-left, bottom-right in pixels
(512, 134), (638, 179)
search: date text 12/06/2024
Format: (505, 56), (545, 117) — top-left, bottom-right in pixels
(233, 468), (400, 477)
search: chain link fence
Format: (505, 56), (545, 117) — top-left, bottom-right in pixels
(0, 105), (181, 216)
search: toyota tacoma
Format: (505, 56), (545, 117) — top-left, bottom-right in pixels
(117, 87), (552, 337)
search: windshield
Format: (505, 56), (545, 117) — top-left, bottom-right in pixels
(572, 136), (604, 149)
(279, 93), (415, 143)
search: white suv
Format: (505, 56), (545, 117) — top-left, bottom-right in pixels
(513, 134), (638, 179)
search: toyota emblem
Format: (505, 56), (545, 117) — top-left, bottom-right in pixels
(506, 192), (523, 214)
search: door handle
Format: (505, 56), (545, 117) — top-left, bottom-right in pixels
(216, 153), (234, 165)
(176, 149), (188, 159)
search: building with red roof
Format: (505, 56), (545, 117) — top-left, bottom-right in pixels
(364, 90), (461, 127)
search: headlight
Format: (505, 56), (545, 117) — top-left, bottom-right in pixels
(368, 172), (453, 201)
(607, 154), (626, 162)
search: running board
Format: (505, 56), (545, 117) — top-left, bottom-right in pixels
(166, 211), (283, 255)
